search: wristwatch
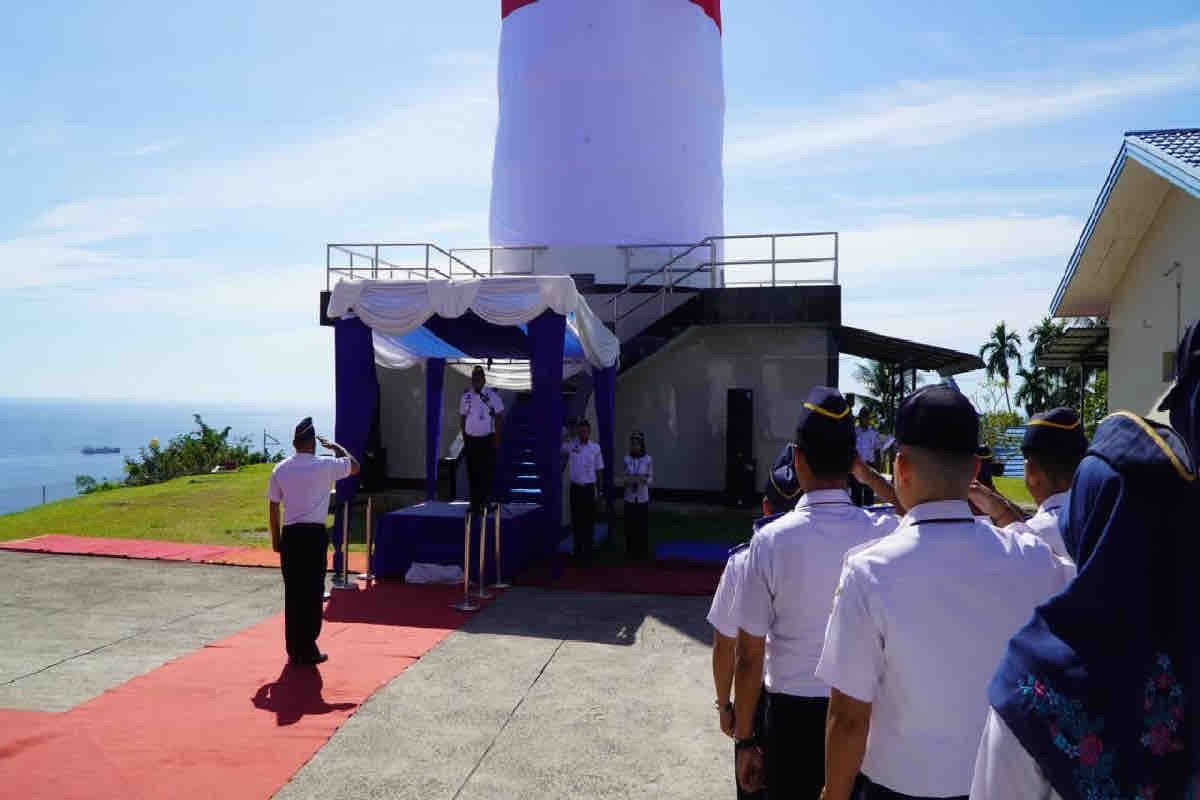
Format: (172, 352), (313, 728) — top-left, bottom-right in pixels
(734, 736), (758, 751)
(714, 699), (733, 712)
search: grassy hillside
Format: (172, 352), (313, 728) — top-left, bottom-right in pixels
(0, 464), (276, 545)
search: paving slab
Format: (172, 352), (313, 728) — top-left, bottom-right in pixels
(0, 550), (283, 711)
(276, 587), (731, 800)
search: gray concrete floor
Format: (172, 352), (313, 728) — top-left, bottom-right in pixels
(277, 588), (731, 800)
(0, 550), (282, 711)
(0, 552), (732, 799)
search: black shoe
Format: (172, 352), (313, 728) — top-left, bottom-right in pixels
(289, 652), (329, 666)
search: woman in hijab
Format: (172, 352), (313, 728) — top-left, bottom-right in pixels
(969, 409), (1198, 799)
(622, 431), (653, 560)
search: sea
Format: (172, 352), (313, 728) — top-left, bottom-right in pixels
(0, 398), (334, 516)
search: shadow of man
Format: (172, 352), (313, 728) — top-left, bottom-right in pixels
(251, 664), (357, 727)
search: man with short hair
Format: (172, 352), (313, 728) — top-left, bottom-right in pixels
(971, 407), (1087, 560)
(562, 418), (603, 561)
(733, 387), (899, 799)
(460, 366), (504, 513)
(267, 418), (359, 666)
(816, 386), (1072, 800)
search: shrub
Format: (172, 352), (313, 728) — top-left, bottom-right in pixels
(123, 415), (272, 487)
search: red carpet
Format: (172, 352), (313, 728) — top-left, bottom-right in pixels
(0, 582), (474, 799)
(0, 534), (368, 572)
(517, 561), (721, 596)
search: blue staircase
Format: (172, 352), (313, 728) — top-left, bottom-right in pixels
(992, 426), (1027, 479)
(491, 394), (544, 504)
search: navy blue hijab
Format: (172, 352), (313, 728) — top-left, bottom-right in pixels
(988, 412), (1199, 800)
(1160, 320), (1200, 459)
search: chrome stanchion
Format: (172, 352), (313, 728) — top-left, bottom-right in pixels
(489, 503), (511, 589)
(358, 495), (375, 583)
(475, 504), (493, 600)
(452, 509), (480, 612)
(331, 502), (356, 590)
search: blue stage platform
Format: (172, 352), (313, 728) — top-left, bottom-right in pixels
(374, 501), (547, 583)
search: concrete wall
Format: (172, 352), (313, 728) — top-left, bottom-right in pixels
(614, 324), (834, 492)
(1107, 188), (1200, 414)
(377, 364), (472, 480)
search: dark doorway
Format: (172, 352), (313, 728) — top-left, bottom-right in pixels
(725, 388), (756, 506)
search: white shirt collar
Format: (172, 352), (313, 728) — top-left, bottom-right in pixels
(796, 488), (853, 508)
(903, 499), (974, 526)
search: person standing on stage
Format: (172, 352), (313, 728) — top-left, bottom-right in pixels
(970, 407), (1087, 561)
(267, 418), (359, 666)
(459, 366), (504, 513)
(850, 408), (882, 507)
(622, 431), (653, 560)
(562, 418), (604, 562)
(816, 386), (1072, 800)
(733, 387), (900, 799)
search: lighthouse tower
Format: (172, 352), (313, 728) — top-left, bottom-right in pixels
(489, 0), (724, 274)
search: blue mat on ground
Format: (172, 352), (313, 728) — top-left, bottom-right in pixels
(374, 501), (546, 582)
(654, 541), (732, 566)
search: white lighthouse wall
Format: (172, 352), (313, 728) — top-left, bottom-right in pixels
(488, 244), (714, 290)
(490, 0), (724, 247)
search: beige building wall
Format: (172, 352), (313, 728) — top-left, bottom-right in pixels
(377, 364), (473, 480)
(1107, 188), (1200, 414)
(614, 324), (833, 492)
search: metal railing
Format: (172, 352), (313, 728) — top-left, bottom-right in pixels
(447, 246), (546, 278)
(605, 231), (839, 328)
(326, 243), (488, 290)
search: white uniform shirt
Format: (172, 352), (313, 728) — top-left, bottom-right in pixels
(459, 387), (504, 437)
(563, 440), (604, 485)
(735, 489), (901, 698)
(707, 546), (749, 639)
(1005, 491), (1070, 561)
(856, 426), (882, 463)
(623, 454), (653, 503)
(267, 453), (353, 526)
(970, 708), (1062, 800)
(815, 500), (1072, 798)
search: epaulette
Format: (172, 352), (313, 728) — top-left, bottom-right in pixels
(753, 511), (786, 532)
(727, 540), (751, 558)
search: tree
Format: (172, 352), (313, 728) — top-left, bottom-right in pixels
(979, 322), (1023, 414)
(853, 360), (924, 434)
(1014, 366), (1054, 416)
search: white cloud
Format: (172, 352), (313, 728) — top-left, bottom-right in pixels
(727, 63), (1200, 170)
(117, 138), (182, 158)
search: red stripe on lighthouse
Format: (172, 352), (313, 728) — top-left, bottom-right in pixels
(502, 0), (720, 31)
(689, 0), (721, 31)
(501, 0), (537, 18)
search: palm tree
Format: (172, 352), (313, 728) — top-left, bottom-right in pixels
(854, 360), (925, 433)
(1027, 317), (1067, 362)
(1014, 366), (1053, 415)
(979, 322), (1023, 414)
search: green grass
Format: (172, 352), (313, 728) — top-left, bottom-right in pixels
(0, 464), (278, 546)
(993, 476), (1035, 510)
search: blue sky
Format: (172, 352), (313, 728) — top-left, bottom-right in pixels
(3, 1), (1198, 410)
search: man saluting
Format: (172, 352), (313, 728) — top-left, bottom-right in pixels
(267, 418), (359, 666)
(460, 366), (504, 513)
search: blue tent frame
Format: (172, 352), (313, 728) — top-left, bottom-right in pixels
(329, 311), (616, 573)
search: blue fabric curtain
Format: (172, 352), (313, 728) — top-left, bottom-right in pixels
(528, 311), (566, 554)
(592, 365), (616, 503)
(333, 317), (378, 572)
(425, 358), (446, 500)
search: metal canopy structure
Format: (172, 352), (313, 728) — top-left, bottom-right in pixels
(1033, 325), (1110, 370)
(838, 325), (984, 376)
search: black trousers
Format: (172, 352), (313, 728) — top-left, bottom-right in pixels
(735, 695), (768, 800)
(624, 500), (649, 560)
(853, 775), (966, 800)
(464, 433), (496, 512)
(280, 523), (329, 661)
(569, 482), (596, 560)
(764, 692), (828, 800)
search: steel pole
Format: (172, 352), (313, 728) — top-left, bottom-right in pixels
(452, 510), (480, 612)
(490, 504), (511, 589)
(475, 505), (493, 599)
